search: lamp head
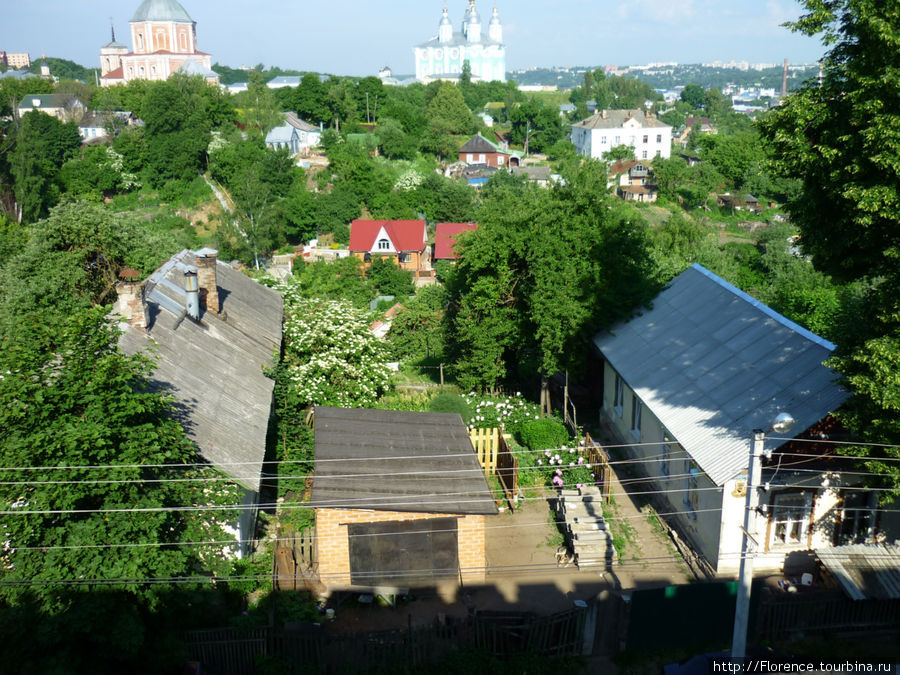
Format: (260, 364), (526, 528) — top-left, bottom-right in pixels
(771, 412), (795, 434)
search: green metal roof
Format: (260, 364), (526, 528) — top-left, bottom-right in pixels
(131, 0), (193, 23)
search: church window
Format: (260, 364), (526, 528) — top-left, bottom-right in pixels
(137, 33), (144, 50)
(151, 66), (156, 76)
(180, 32), (188, 50)
(377, 239), (391, 251)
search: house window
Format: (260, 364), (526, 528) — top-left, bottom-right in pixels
(601, 136), (607, 144)
(661, 434), (672, 476)
(478, 153), (486, 163)
(642, 150), (648, 159)
(656, 134), (662, 143)
(377, 238), (391, 251)
(498, 156), (505, 165)
(837, 491), (876, 545)
(642, 135), (648, 144)
(630, 396), (642, 440)
(466, 153), (473, 162)
(398, 252), (411, 264)
(656, 150), (661, 158)
(768, 492), (814, 549)
(683, 463), (698, 518)
(614, 135), (621, 144)
(613, 375), (624, 416)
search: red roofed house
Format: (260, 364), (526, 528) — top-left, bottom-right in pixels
(434, 222), (478, 263)
(349, 220), (429, 277)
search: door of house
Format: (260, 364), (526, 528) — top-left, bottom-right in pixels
(348, 518), (459, 586)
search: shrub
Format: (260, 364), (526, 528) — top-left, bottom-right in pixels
(518, 417), (569, 451)
(427, 392), (471, 422)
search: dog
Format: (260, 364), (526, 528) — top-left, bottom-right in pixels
(556, 545), (575, 568)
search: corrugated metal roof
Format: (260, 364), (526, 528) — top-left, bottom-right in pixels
(119, 250), (283, 492)
(817, 543), (900, 600)
(593, 264), (848, 486)
(310, 407), (498, 516)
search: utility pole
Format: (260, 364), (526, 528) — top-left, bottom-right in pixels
(731, 429), (766, 661)
(732, 412), (793, 661)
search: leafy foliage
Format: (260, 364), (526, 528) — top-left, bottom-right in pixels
(518, 418), (569, 451)
(280, 289), (392, 408)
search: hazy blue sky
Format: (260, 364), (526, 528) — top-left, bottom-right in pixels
(4, 1), (826, 76)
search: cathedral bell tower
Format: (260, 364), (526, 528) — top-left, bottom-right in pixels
(439, 6), (452, 43)
(489, 6), (502, 43)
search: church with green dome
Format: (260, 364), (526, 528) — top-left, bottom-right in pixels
(414, 2), (506, 83)
(100, 0), (217, 86)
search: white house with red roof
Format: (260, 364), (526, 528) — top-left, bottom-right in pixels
(349, 220), (430, 277)
(434, 222), (478, 262)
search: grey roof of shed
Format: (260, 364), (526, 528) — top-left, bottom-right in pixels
(118, 249), (283, 492)
(817, 543), (900, 600)
(593, 264), (848, 486)
(310, 407), (498, 516)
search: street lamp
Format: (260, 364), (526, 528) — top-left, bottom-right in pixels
(731, 412), (795, 661)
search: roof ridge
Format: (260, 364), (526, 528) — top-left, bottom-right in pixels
(689, 263), (837, 351)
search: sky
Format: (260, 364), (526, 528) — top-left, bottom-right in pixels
(2, 1), (827, 76)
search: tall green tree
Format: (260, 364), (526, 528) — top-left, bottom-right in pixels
(448, 161), (658, 395)
(9, 111), (81, 222)
(424, 82), (473, 135)
(758, 0), (900, 498)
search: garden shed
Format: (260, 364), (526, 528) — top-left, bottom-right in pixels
(309, 407), (498, 591)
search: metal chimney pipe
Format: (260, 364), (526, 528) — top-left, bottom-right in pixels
(184, 267), (200, 320)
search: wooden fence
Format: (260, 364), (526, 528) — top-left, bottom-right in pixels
(275, 527), (317, 592)
(755, 593), (900, 640)
(469, 427), (519, 511)
(182, 607), (586, 674)
(473, 607), (587, 657)
(583, 433), (611, 502)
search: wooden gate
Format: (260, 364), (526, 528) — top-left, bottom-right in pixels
(469, 428), (519, 511)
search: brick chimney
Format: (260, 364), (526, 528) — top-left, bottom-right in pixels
(195, 248), (219, 315)
(114, 268), (147, 330)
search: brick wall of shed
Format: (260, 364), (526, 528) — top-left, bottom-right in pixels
(315, 508), (487, 588)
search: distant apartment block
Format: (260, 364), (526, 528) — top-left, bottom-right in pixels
(4, 52), (31, 69)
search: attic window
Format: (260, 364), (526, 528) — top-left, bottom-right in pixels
(377, 238), (391, 251)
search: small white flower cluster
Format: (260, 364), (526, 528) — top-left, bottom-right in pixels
(463, 392), (542, 430)
(282, 296), (392, 407)
(394, 169), (425, 192)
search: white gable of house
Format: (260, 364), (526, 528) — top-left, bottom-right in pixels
(372, 226), (397, 253)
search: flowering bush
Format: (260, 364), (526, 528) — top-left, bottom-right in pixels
(463, 392), (542, 435)
(281, 290), (392, 408)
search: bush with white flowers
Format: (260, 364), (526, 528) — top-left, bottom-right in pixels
(281, 289), (392, 408)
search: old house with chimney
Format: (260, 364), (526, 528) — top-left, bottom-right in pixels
(571, 109), (672, 161)
(114, 248), (283, 553)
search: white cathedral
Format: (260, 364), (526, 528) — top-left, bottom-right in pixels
(414, 2), (506, 83)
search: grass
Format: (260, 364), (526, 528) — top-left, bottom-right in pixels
(605, 495), (639, 560)
(545, 505), (566, 549)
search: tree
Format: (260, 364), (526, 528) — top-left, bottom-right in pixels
(245, 70), (283, 133)
(448, 161), (659, 396)
(602, 144), (634, 162)
(508, 100), (564, 154)
(367, 256), (415, 297)
(424, 82), (473, 135)
(280, 291), (392, 408)
(0, 307), (240, 607)
(651, 155), (689, 200)
(9, 110), (81, 222)
(758, 0), (900, 498)
(680, 83), (706, 108)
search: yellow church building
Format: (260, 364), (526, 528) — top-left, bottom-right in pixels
(100, 0), (218, 86)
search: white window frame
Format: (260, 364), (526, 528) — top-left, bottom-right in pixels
(377, 238), (391, 251)
(768, 492), (814, 550)
(837, 491), (877, 545)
